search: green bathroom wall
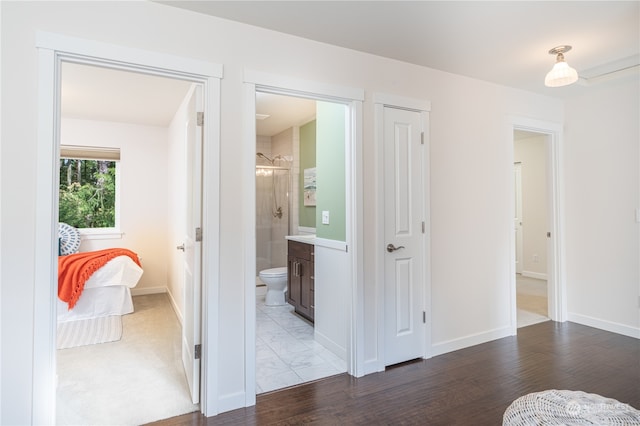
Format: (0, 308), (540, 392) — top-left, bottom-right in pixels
(315, 101), (346, 242)
(299, 120), (316, 228)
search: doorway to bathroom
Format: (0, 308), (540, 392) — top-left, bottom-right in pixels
(253, 91), (348, 393)
(242, 72), (364, 404)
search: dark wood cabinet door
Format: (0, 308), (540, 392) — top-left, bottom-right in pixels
(287, 240), (314, 322)
(297, 258), (312, 319)
(287, 254), (299, 306)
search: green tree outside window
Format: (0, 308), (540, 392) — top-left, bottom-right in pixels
(59, 158), (117, 229)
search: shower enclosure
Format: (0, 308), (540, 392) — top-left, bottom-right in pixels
(256, 153), (291, 275)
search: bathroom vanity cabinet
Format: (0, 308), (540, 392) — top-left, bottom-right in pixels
(287, 240), (314, 322)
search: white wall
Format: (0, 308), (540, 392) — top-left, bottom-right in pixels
(314, 243), (349, 361)
(514, 134), (548, 278)
(1, 1), (576, 422)
(61, 118), (170, 292)
(564, 77), (640, 337)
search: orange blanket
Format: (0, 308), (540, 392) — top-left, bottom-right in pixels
(58, 248), (142, 310)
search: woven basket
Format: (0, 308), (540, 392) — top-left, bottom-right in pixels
(503, 390), (640, 425)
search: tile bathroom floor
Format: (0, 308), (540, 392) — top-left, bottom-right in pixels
(256, 294), (347, 394)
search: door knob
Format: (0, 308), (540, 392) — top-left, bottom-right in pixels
(176, 244), (185, 251)
(386, 243), (405, 253)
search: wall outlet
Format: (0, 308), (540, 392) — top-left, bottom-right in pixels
(533, 254), (539, 263)
(322, 210), (330, 225)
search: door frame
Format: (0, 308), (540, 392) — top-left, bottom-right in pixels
(242, 70), (364, 405)
(374, 93), (432, 372)
(514, 162), (523, 275)
(33, 31), (222, 423)
(508, 116), (567, 333)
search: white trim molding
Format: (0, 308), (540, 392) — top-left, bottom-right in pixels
(372, 93), (431, 112)
(242, 70), (365, 402)
(36, 31), (222, 78)
(507, 115), (566, 335)
(34, 32), (222, 422)
(568, 313), (640, 339)
(521, 271), (548, 281)
(244, 69), (364, 102)
(431, 325), (512, 357)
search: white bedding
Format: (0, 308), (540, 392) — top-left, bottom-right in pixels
(57, 255), (143, 322)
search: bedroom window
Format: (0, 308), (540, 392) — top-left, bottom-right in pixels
(59, 145), (121, 237)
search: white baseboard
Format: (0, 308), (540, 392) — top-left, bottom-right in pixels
(217, 391), (247, 414)
(131, 286), (166, 296)
(314, 329), (347, 361)
(522, 271), (547, 280)
(361, 358), (384, 376)
(430, 325), (512, 357)
(131, 286), (183, 325)
(255, 285), (267, 297)
(568, 313), (640, 339)
(166, 288), (184, 326)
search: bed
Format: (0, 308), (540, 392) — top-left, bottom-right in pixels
(57, 223), (144, 323)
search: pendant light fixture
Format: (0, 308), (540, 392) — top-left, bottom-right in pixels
(544, 45), (579, 87)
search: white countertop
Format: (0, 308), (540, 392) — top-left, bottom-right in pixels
(285, 234), (316, 244)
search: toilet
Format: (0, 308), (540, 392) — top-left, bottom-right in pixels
(259, 267), (288, 306)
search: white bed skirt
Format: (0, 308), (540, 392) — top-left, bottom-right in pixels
(57, 255), (143, 323)
(57, 286), (134, 323)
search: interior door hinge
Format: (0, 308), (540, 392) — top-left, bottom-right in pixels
(195, 344), (201, 360)
(421, 132), (425, 145)
(195, 227), (202, 242)
(422, 221), (425, 233)
(197, 112), (204, 126)
(423, 311), (426, 324)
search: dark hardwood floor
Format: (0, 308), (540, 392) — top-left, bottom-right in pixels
(149, 321), (640, 425)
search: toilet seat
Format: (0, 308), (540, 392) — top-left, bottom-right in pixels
(259, 266), (287, 277)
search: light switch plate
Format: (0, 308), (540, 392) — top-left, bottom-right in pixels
(322, 210), (330, 225)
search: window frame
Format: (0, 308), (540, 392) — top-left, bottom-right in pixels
(59, 146), (123, 240)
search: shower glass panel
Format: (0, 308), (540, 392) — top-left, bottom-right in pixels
(256, 165), (290, 273)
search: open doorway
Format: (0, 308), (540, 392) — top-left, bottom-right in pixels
(253, 91), (350, 393)
(55, 62), (200, 424)
(242, 73), (364, 404)
(35, 34), (222, 423)
(514, 130), (550, 328)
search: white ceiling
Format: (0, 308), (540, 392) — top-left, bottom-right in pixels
(61, 63), (192, 128)
(161, 1), (639, 95)
(61, 63), (315, 136)
(256, 92), (317, 136)
(62, 1), (639, 134)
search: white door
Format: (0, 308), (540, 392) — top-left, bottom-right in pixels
(384, 106), (426, 366)
(514, 163), (523, 274)
(180, 85), (203, 404)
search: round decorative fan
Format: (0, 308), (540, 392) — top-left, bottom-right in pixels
(58, 222), (81, 255)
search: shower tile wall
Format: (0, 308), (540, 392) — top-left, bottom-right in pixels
(256, 135), (273, 273)
(256, 130), (294, 273)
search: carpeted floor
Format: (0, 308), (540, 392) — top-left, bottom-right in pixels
(516, 274), (549, 328)
(56, 293), (198, 425)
